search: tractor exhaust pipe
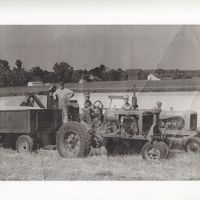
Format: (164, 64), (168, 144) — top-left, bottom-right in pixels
(132, 84), (138, 110)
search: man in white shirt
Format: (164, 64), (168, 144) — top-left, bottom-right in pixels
(154, 101), (162, 113)
(53, 82), (74, 123)
(121, 95), (132, 110)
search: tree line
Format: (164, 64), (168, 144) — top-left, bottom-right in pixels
(0, 59), (128, 87)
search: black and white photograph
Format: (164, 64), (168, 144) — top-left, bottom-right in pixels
(0, 24), (200, 181)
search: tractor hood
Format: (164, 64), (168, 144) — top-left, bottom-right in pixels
(104, 108), (160, 121)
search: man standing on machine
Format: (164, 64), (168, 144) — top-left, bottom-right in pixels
(53, 82), (74, 123)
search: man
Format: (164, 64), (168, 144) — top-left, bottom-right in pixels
(83, 92), (92, 109)
(81, 92), (104, 127)
(121, 95), (132, 110)
(81, 92), (93, 124)
(155, 101), (162, 113)
(47, 85), (58, 108)
(53, 82), (74, 123)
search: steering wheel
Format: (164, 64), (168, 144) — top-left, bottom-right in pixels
(93, 100), (104, 111)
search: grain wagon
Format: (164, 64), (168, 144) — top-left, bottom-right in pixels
(0, 106), (62, 153)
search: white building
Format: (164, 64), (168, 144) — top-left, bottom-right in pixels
(147, 73), (161, 81)
(79, 79), (86, 84)
(27, 81), (44, 87)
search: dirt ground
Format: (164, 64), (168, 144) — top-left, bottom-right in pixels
(0, 148), (200, 180)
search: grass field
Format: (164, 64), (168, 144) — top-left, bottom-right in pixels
(0, 148), (200, 180)
(1, 79), (200, 97)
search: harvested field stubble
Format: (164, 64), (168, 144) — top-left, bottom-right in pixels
(0, 148), (200, 180)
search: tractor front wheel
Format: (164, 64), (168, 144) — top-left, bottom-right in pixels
(56, 121), (91, 158)
(141, 141), (165, 160)
(16, 135), (33, 154)
(185, 137), (200, 153)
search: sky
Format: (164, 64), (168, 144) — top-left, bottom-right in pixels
(0, 25), (200, 71)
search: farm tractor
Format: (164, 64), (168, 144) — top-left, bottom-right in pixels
(56, 89), (170, 160)
(159, 110), (200, 153)
(56, 89), (200, 160)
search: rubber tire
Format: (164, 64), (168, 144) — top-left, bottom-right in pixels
(56, 121), (91, 158)
(157, 141), (169, 159)
(185, 137), (200, 153)
(141, 141), (165, 160)
(16, 135), (33, 154)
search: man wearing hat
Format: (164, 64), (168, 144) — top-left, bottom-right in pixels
(83, 92), (92, 109)
(53, 82), (74, 123)
(121, 95), (132, 110)
(81, 92), (93, 124)
(155, 101), (162, 113)
(47, 85), (58, 108)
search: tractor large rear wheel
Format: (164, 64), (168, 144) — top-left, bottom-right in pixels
(56, 121), (91, 158)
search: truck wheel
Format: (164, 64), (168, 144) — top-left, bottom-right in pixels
(16, 135), (33, 154)
(141, 141), (164, 160)
(157, 141), (169, 159)
(185, 137), (200, 153)
(56, 121), (91, 158)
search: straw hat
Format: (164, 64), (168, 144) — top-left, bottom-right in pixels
(84, 92), (90, 97)
(48, 85), (57, 92)
(123, 95), (129, 99)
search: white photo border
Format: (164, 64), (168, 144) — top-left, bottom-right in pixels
(0, 1), (200, 200)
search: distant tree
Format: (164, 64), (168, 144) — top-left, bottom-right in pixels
(72, 70), (83, 82)
(106, 68), (127, 81)
(30, 66), (45, 81)
(15, 59), (23, 71)
(53, 62), (73, 82)
(106, 69), (117, 81)
(0, 60), (11, 86)
(17, 71), (29, 85)
(89, 64), (107, 81)
(0, 59), (10, 71)
(82, 69), (91, 82)
(43, 71), (57, 83)
(117, 68), (128, 80)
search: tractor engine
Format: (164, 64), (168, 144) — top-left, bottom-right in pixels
(119, 115), (139, 135)
(105, 114), (139, 136)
